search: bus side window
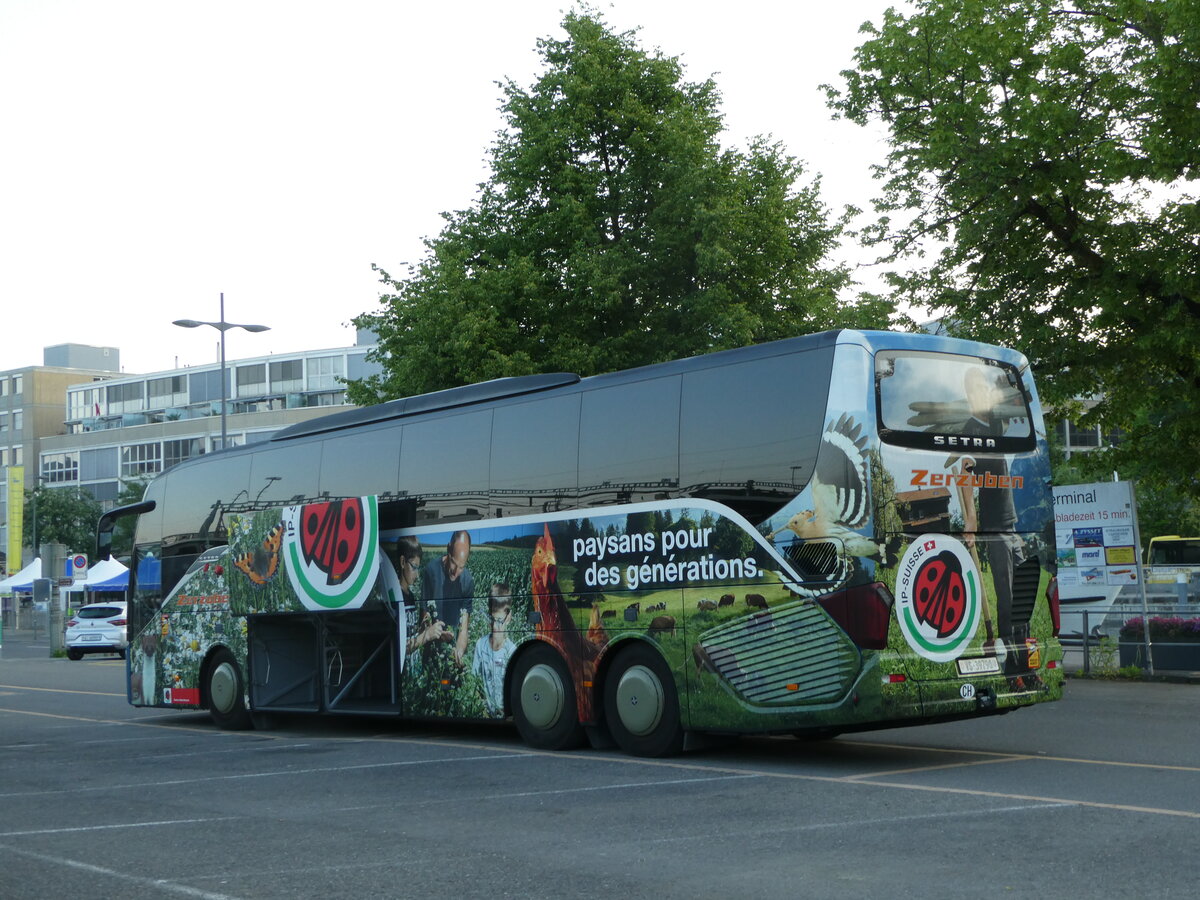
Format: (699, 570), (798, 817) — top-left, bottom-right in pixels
(579, 376), (680, 507)
(399, 409), (492, 523)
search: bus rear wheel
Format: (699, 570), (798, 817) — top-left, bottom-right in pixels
(510, 643), (585, 751)
(205, 648), (252, 730)
(603, 642), (683, 757)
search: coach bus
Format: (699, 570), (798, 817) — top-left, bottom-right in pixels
(99, 329), (1062, 756)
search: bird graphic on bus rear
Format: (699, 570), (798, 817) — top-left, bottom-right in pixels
(768, 414), (901, 589)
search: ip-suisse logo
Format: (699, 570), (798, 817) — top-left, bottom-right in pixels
(894, 533), (982, 663)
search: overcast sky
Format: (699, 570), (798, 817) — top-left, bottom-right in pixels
(1, 1), (900, 376)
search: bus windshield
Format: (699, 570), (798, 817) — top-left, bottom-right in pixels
(876, 351), (1032, 445)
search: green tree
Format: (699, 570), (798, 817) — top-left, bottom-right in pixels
(827, 0), (1200, 496)
(350, 9), (893, 403)
(25, 486), (102, 556)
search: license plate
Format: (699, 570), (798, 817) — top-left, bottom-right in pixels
(956, 656), (1000, 676)
(81, 634), (101, 642)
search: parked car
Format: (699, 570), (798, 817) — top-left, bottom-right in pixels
(64, 601), (128, 660)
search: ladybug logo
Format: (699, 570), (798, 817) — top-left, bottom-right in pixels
(912, 550), (967, 638)
(282, 496), (380, 611)
(298, 500), (365, 585)
(895, 534), (981, 662)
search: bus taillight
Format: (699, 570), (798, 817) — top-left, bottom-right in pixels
(817, 582), (895, 650)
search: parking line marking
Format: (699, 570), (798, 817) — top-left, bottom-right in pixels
(0, 842), (239, 899)
(0, 683), (126, 698)
(0, 816), (236, 838)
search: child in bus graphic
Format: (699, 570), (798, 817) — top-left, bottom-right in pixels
(471, 584), (515, 717)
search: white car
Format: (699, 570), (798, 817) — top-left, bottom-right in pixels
(64, 602), (128, 660)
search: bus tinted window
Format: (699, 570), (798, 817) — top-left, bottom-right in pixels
(680, 352), (831, 523)
(248, 443), (322, 507)
(319, 426), (401, 499)
(579, 376), (680, 506)
(491, 394), (580, 516)
(876, 351), (1033, 451)
(399, 409), (492, 522)
(159, 454), (251, 547)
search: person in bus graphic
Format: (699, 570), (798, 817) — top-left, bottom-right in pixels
(394, 535), (447, 661)
(472, 584), (516, 717)
(422, 530), (475, 665)
(958, 366), (1026, 675)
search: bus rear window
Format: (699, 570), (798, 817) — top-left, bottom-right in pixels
(875, 351), (1034, 452)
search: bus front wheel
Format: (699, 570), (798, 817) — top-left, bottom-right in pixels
(510, 643), (585, 751)
(603, 642), (683, 757)
(205, 648), (253, 730)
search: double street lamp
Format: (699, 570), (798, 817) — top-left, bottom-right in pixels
(173, 293), (269, 451)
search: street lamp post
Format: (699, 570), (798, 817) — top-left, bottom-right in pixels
(29, 474), (46, 561)
(173, 293), (269, 451)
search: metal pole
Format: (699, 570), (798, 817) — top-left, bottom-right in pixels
(1082, 609), (1090, 676)
(1127, 481), (1154, 675)
(219, 291), (228, 451)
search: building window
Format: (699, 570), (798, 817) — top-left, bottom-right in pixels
(307, 356), (344, 391)
(42, 452), (80, 483)
(0, 378), (7, 397)
(69, 387), (105, 420)
(12, 410), (21, 433)
(80, 447), (119, 480)
(13, 446), (22, 466)
(0, 415), (6, 434)
(106, 381), (145, 414)
(1066, 420), (1101, 449)
(0, 447), (8, 466)
(310, 391), (346, 406)
(269, 359), (303, 394)
(236, 363), (267, 398)
(147, 375), (187, 409)
(121, 442), (162, 477)
(11, 375), (21, 396)
(163, 438), (204, 470)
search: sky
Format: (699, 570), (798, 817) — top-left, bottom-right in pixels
(1, 0), (901, 377)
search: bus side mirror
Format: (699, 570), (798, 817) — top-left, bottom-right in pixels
(96, 499), (157, 561)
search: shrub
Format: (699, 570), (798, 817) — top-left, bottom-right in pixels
(1118, 616), (1200, 644)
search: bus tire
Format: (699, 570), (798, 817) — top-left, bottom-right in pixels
(205, 648), (253, 730)
(603, 641), (683, 758)
(510, 643), (585, 751)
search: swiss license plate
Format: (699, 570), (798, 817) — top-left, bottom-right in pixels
(956, 656), (1000, 676)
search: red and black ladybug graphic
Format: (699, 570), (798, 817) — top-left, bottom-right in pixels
(912, 550), (967, 638)
(299, 499), (365, 585)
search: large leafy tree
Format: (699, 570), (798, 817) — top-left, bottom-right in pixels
(827, 0), (1200, 496)
(349, 9), (892, 402)
(25, 485), (103, 556)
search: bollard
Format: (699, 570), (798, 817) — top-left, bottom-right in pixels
(1082, 609), (1090, 676)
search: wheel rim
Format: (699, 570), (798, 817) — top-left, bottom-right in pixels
(614, 664), (664, 736)
(520, 662), (566, 730)
(209, 661), (239, 714)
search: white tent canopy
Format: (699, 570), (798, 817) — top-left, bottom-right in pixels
(0, 557), (42, 594)
(61, 557), (129, 592)
(87, 557), (128, 587)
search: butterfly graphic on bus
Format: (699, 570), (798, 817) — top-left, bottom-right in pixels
(298, 498), (366, 586)
(233, 522), (284, 586)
